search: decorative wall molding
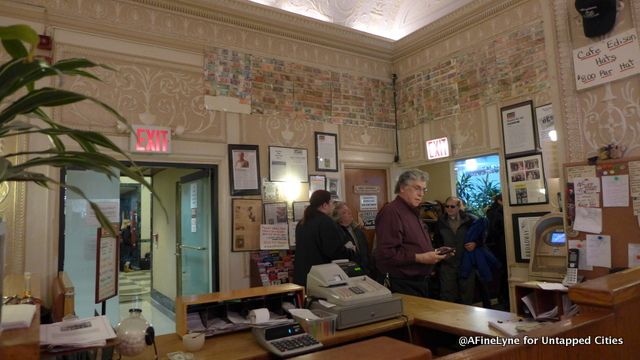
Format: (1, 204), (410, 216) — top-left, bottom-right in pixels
(339, 125), (395, 154)
(554, 0), (640, 161)
(393, 0), (531, 60)
(0, 136), (27, 274)
(53, 43), (225, 142)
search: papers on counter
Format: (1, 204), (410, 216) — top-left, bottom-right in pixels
(0, 304), (36, 330)
(40, 315), (116, 350)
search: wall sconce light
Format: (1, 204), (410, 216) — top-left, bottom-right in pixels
(173, 125), (185, 136)
(116, 122), (129, 133)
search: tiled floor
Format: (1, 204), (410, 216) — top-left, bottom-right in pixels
(119, 270), (176, 336)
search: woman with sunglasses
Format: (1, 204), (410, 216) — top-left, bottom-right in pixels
(437, 196), (478, 305)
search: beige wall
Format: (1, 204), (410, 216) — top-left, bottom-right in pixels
(418, 161), (454, 204)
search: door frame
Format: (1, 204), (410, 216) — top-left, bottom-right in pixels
(58, 162), (220, 292)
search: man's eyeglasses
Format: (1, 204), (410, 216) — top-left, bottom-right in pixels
(411, 185), (427, 193)
(445, 205), (458, 209)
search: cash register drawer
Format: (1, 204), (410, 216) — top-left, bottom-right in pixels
(313, 294), (403, 330)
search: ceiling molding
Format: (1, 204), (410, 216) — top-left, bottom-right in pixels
(392, 0), (529, 60)
(135, 0), (396, 58)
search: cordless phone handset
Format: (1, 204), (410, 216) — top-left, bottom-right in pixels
(562, 249), (579, 286)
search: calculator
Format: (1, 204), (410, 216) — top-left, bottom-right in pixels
(252, 323), (323, 357)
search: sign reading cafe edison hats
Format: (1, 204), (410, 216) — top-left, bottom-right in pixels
(575, 0), (617, 38)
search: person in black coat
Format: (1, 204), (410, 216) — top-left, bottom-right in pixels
(293, 190), (354, 287)
(332, 201), (370, 275)
(486, 193), (509, 309)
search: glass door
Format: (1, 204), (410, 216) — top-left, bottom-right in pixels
(63, 169), (120, 324)
(176, 170), (212, 296)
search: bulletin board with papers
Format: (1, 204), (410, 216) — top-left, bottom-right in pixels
(564, 158), (640, 280)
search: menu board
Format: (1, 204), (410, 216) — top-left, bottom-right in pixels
(95, 227), (119, 303)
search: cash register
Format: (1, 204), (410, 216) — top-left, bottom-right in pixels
(306, 261), (403, 329)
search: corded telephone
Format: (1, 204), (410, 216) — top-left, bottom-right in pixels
(562, 248), (580, 286)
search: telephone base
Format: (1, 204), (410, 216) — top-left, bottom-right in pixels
(310, 294), (403, 330)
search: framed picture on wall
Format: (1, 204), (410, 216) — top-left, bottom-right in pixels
(263, 202), (288, 225)
(309, 175), (326, 198)
(292, 201), (309, 222)
(269, 146), (308, 182)
(501, 100), (538, 157)
(327, 177), (340, 200)
(512, 212), (549, 262)
(506, 153), (548, 206)
(315, 132), (338, 172)
(228, 144), (261, 196)
(232, 198), (263, 252)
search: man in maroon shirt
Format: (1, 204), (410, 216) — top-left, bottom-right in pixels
(374, 169), (446, 297)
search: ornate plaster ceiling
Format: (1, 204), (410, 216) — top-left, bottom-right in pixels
(248, 0), (475, 40)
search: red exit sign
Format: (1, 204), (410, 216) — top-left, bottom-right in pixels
(426, 137), (450, 160)
(130, 125), (172, 154)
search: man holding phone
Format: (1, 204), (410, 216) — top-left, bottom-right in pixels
(373, 169), (452, 297)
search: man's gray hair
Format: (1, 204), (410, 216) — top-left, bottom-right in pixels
(394, 169), (429, 194)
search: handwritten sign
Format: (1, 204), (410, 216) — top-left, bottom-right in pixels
(260, 224), (289, 250)
(573, 28), (640, 90)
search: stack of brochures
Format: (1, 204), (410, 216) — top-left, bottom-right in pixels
(40, 315), (116, 351)
(521, 293), (559, 320)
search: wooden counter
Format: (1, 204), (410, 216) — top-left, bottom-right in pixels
(125, 294), (513, 359)
(291, 336), (431, 360)
(402, 295), (516, 337)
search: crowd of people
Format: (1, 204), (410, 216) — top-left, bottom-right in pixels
(293, 169), (508, 310)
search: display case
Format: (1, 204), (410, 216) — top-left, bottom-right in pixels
(175, 283), (304, 336)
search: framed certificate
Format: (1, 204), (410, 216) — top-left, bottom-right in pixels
(315, 132), (338, 172)
(501, 101), (538, 157)
(269, 146), (308, 182)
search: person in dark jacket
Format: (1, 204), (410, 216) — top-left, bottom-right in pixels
(332, 201), (370, 275)
(374, 169), (446, 297)
(486, 193), (509, 309)
(293, 190), (354, 287)
(437, 196), (477, 304)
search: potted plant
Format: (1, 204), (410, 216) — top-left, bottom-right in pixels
(0, 24), (157, 322)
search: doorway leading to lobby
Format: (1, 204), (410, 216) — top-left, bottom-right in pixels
(58, 162), (218, 334)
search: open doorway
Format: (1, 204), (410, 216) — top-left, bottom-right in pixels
(59, 162), (218, 335)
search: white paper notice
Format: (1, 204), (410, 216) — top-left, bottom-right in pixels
(289, 221), (298, 247)
(574, 177), (601, 194)
(573, 207), (602, 234)
(568, 239), (593, 270)
(629, 243), (640, 268)
(628, 161), (640, 196)
(586, 234), (612, 268)
(566, 165), (596, 181)
(260, 224), (289, 250)
(602, 175), (629, 207)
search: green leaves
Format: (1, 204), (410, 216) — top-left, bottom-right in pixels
(0, 24), (38, 59)
(0, 24), (162, 232)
